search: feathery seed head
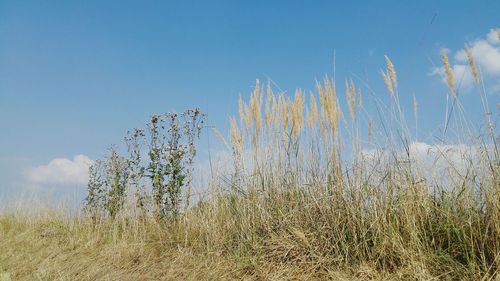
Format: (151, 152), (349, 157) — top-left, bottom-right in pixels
(384, 55), (398, 89)
(308, 92), (318, 129)
(291, 89), (305, 137)
(212, 127), (230, 150)
(244, 103), (252, 131)
(271, 94), (279, 130)
(279, 94), (290, 132)
(381, 70), (394, 97)
(441, 49), (456, 95)
(238, 96), (245, 126)
(464, 43), (479, 84)
(229, 117), (243, 155)
(249, 79), (263, 138)
(265, 81), (273, 129)
(323, 77), (339, 133)
(345, 79), (357, 121)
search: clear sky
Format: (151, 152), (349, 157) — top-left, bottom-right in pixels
(0, 1), (499, 200)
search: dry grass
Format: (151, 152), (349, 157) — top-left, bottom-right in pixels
(0, 213), (429, 281)
(1, 49), (499, 280)
(0, 214), (237, 280)
(1, 176), (499, 280)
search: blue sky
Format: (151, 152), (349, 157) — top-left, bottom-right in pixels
(0, 1), (499, 199)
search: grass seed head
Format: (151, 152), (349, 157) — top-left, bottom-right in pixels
(249, 79), (263, 139)
(212, 127), (230, 150)
(229, 117), (243, 155)
(441, 49), (456, 95)
(345, 79), (357, 121)
(381, 70), (395, 97)
(464, 43), (479, 84)
(384, 55), (398, 89)
(291, 89), (305, 137)
(265, 81), (273, 129)
(307, 92), (318, 129)
(321, 77), (339, 133)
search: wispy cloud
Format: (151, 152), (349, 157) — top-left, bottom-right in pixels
(432, 28), (500, 90)
(360, 142), (490, 190)
(28, 155), (93, 185)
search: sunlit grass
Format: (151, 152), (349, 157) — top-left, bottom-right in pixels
(0, 48), (498, 280)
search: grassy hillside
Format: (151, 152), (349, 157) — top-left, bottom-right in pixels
(0, 212), (445, 280)
(1, 52), (499, 280)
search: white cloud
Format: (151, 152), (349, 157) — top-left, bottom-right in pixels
(29, 155), (93, 185)
(432, 28), (500, 89)
(408, 142), (481, 172)
(455, 39), (500, 75)
(486, 28), (500, 45)
(360, 142), (491, 190)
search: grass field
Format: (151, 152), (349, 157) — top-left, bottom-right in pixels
(1, 51), (499, 280)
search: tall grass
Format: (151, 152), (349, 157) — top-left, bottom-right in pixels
(1, 49), (499, 280)
(200, 54), (499, 278)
